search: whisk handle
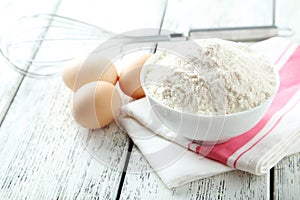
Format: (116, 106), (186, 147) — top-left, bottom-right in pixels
(125, 33), (188, 43)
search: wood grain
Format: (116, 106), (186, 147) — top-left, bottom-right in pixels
(120, 147), (269, 200)
(0, 0), (61, 123)
(160, 0), (274, 34)
(0, 0), (165, 199)
(0, 0), (300, 199)
(0, 77), (129, 199)
(273, 153), (300, 199)
(277, 0), (300, 43)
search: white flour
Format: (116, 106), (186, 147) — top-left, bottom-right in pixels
(145, 39), (276, 115)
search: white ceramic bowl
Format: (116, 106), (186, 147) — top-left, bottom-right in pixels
(140, 60), (280, 144)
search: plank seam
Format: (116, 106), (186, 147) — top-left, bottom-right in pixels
(0, 0), (63, 128)
(115, 140), (134, 200)
(270, 167), (275, 200)
(115, 1), (169, 199)
(153, 0), (168, 54)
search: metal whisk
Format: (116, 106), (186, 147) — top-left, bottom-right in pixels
(0, 13), (293, 78)
(0, 13), (187, 78)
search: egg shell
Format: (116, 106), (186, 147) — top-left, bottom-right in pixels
(119, 53), (151, 99)
(62, 54), (118, 91)
(72, 81), (121, 129)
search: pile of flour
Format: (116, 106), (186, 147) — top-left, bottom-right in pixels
(144, 39), (277, 115)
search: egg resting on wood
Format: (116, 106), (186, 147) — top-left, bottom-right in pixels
(71, 81), (121, 129)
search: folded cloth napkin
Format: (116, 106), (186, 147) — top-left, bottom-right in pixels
(120, 37), (300, 188)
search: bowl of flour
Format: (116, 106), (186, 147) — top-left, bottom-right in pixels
(140, 39), (279, 143)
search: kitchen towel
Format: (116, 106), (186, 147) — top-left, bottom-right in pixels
(120, 37), (300, 188)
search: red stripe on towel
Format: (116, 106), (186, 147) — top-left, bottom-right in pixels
(233, 98), (300, 168)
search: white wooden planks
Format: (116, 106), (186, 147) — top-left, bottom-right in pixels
(120, 147), (269, 199)
(273, 153), (300, 199)
(158, 0), (274, 34)
(0, 0), (61, 122)
(277, 0), (300, 43)
(0, 0), (165, 199)
(0, 0), (299, 199)
(56, 0), (166, 33)
(0, 76), (128, 199)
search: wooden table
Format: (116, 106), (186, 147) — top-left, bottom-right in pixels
(0, 0), (299, 199)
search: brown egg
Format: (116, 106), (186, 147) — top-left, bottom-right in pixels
(62, 54), (118, 91)
(72, 81), (121, 129)
(119, 53), (151, 99)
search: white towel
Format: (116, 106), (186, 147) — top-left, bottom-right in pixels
(120, 37), (300, 188)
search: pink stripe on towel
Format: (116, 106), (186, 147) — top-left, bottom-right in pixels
(233, 98), (300, 168)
